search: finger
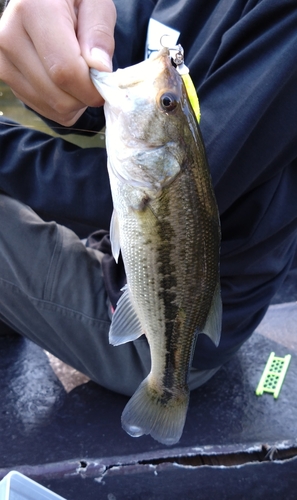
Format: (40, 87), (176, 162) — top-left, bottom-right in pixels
(78, 0), (117, 71)
(21, 0), (104, 107)
(0, 28), (89, 125)
(13, 88), (88, 127)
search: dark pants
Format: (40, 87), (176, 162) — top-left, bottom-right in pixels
(0, 191), (220, 394)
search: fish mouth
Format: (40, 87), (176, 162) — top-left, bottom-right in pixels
(90, 68), (118, 103)
(90, 47), (173, 104)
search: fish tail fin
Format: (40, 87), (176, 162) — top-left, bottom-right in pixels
(121, 376), (189, 446)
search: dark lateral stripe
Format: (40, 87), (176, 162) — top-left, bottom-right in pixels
(155, 191), (180, 397)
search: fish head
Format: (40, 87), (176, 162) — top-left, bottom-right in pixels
(90, 48), (194, 202)
(90, 48), (184, 138)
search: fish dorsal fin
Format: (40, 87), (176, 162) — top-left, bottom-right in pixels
(110, 209), (121, 263)
(109, 286), (144, 346)
(202, 281), (222, 347)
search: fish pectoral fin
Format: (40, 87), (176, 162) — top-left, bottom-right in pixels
(109, 287), (143, 346)
(202, 281), (222, 347)
(110, 209), (121, 263)
(121, 376), (189, 446)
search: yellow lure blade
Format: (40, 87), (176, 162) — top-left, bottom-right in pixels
(169, 44), (201, 123)
(181, 72), (201, 124)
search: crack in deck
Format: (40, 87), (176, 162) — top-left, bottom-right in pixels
(0, 441), (297, 483)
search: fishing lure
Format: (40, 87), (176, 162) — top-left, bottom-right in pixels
(172, 44), (201, 124)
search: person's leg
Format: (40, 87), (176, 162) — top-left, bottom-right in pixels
(0, 193), (150, 396)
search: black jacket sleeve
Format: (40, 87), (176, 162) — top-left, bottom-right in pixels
(0, 116), (113, 238)
(0, 0), (8, 15)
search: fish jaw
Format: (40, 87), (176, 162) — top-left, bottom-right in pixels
(90, 48), (185, 196)
(90, 47), (173, 112)
(90, 49), (169, 129)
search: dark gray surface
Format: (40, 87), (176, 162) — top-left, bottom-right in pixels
(0, 325), (296, 465)
(0, 266), (297, 498)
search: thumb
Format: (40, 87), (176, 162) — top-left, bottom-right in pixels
(77, 0), (116, 72)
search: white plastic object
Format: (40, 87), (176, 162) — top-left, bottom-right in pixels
(0, 471), (67, 500)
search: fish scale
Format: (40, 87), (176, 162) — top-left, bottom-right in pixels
(91, 47), (222, 445)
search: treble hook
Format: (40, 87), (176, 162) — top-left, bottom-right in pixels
(160, 36), (185, 66)
(173, 44), (184, 67)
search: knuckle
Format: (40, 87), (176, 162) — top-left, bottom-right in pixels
(47, 62), (72, 88)
(49, 96), (71, 116)
(48, 98), (85, 126)
(9, 0), (30, 18)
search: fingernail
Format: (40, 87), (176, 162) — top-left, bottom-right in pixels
(91, 48), (113, 71)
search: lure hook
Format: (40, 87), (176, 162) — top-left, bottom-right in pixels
(159, 36), (185, 66)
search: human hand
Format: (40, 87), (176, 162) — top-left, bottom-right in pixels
(0, 0), (116, 125)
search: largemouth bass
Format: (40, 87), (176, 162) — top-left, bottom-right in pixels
(91, 47), (221, 446)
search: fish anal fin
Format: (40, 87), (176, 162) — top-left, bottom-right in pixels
(202, 281), (222, 347)
(109, 287), (143, 346)
(121, 376), (189, 446)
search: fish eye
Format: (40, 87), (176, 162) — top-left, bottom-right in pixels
(160, 92), (178, 112)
